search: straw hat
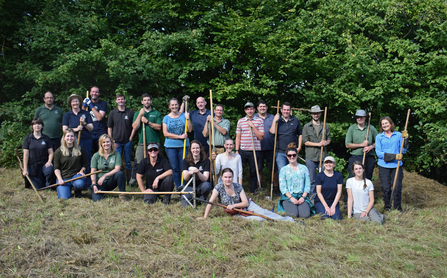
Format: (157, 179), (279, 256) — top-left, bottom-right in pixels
(67, 94), (83, 107)
(309, 105), (324, 113)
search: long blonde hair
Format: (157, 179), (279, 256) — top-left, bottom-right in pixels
(60, 129), (82, 157)
(98, 134), (116, 156)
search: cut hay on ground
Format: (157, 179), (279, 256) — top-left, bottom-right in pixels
(0, 168), (446, 277)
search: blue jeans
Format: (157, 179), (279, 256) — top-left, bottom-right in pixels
(27, 164), (55, 189)
(165, 147), (188, 188)
(276, 152), (288, 172)
(56, 174), (88, 199)
(92, 171), (126, 201)
(115, 141), (133, 170)
(314, 202), (341, 220)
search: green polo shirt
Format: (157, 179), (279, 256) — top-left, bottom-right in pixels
(302, 121), (331, 162)
(133, 109), (162, 144)
(91, 151), (122, 180)
(34, 105), (63, 138)
(345, 123), (378, 156)
(206, 117), (230, 146)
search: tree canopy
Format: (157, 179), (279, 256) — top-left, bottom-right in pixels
(1, 0), (446, 183)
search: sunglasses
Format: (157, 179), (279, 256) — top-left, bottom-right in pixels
(287, 154), (297, 158)
(104, 160), (109, 170)
(148, 148), (159, 152)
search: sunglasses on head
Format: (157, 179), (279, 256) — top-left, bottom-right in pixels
(287, 154), (297, 158)
(148, 148), (159, 152)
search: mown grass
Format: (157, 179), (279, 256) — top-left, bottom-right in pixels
(1, 167), (446, 277)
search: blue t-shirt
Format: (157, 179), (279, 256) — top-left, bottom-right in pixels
(163, 113), (190, 148)
(190, 109), (211, 148)
(62, 110), (93, 140)
(314, 171), (343, 205)
(89, 99), (108, 140)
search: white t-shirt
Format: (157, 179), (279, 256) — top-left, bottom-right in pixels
(346, 177), (374, 214)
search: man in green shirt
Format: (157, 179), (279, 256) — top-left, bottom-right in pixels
(34, 91), (63, 149)
(202, 104), (230, 156)
(129, 93), (162, 186)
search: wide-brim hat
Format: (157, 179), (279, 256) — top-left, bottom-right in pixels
(244, 102), (255, 109)
(355, 109), (367, 117)
(67, 94), (83, 107)
(309, 105), (324, 113)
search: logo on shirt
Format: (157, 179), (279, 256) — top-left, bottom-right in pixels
(156, 168), (163, 172)
(54, 110), (58, 114)
(110, 157), (115, 164)
(149, 115), (156, 118)
(199, 166), (203, 171)
(41, 141), (46, 145)
(124, 116), (128, 120)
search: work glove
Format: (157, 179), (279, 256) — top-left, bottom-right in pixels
(384, 153), (402, 162)
(83, 98), (94, 109)
(401, 130), (409, 138)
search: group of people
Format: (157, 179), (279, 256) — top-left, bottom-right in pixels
(23, 90), (408, 223)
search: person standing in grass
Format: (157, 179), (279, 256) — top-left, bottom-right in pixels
(54, 129), (88, 199)
(197, 168), (294, 222)
(91, 134), (127, 202)
(375, 116), (408, 212)
(346, 161), (384, 224)
(34, 91), (63, 150)
(315, 156), (343, 220)
(213, 138), (243, 185)
(277, 143), (315, 219)
(136, 143), (175, 205)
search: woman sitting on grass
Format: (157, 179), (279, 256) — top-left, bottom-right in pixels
(346, 161), (385, 224)
(197, 168), (294, 222)
(315, 156), (343, 220)
(277, 143), (315, 218)
(54, 129), (88, 199)
(213, 138), (243, 184)
(91, 134), (127, 202)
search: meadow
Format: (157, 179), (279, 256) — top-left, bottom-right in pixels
(1, 167), (446, 277)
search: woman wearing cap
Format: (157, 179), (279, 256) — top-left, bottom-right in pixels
(375, 116), (408, 211)
(162, 98), (192, 188)
(136, 143), (175, 204)
(54, 129), (88, 199)
(91, 134), (127, 202)
(277, 143), (315, 218)
(346, 161), (384, 224)
(22, 118), (55, 189)
(315, 156), (343, 220)
(181, 140), (212, 207)
(62, 94), (94, 171)
(213, 138), (243, 184)
(197, 168), (294, 222)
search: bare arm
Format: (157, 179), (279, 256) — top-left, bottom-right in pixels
(163, 123), (187, 140)
(235, 133), (241, 153)
(347, 188), (353, 218)
(22, 149), (29, 176)
(91, 108), (105, 122)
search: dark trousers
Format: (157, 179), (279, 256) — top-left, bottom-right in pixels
(51, 137), (61, 151)
(239, 149), (259, 193)
(258, 150), (274, 171)
(92, 171), (126, 201)
(379, 166), (404, 211)
(144, 175), (175, 204)
(181, 181), (212, 207)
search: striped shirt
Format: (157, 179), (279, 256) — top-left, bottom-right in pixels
(236, 116), (264, 151)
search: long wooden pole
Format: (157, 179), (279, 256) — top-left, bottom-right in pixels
(15, 149), (44, 203)
(270, 100), (280, 199)
(250, 126), (262, 190)
(390, 109), (411, 206)
(180, 100), (189, 185)
(38, 171), (102, 191)
(362, 112), (372, 165)
(208, 122), (214, 186)
(318, 107), (328, 172)
(77, 118), (83, 143)
(209, 89), (217, 183)
(194, 198), (272, 220)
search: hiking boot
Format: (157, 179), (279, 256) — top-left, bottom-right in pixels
(74, 190), (82, 198)
(119, 194), (129, 202)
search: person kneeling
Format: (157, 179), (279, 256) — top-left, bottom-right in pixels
(137, 143), (175, 204)
(315, 156), (343, 220)
(346, 161), (384, 224)
(91, 134), (127, 202)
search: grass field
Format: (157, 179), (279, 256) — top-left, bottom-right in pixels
(1, 167), (446, 277)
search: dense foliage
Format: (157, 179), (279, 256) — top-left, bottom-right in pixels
(1, 0), (446, 183)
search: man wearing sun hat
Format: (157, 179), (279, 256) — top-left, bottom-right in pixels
(235, 101), (264, 194)
(302, 105), (331, 200)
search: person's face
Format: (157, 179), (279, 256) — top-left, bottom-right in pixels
(324, 160), (335, 171)
(142, 97), (152, 109)
(147, 147), (159, 158)
(286, 150), (297, 163)
(224, 140), (234, 153)
(196, 97), (206, 110)
(90, 87), (100, 100)
(169, 100), (179, 112)
(64, 132), (75, 145)
(356, 116), (366, 125)
(381, 119), (391, 132)
(33, 123), (43, 132)
(353, 164), (364, 178)
(102, 137), (112, 151)
(222, 171), (233, 186)
(43, 92), (54, 105)
(311, 112), (321, 121)
(257, 103), (267, 115)
(281, 105), (291, 118)
(116, 97), (126, 107)
(191, 143), (201, 157)
(245, 107), (255, 117)
(215, 106), (224, 117)
(71, 98), (80, 109)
